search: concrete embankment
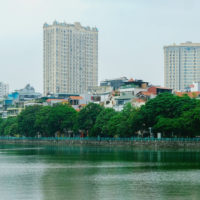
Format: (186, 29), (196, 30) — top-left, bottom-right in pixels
(0, 138), (200, 148)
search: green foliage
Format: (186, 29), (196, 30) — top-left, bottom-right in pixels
(35, 104), (77, 137)
(78, 103), (103, 134)
(107, 112), (122, 137)
(48, 104), (77, 136)
(0, 117), (18, 136)
(108, 103), (139, 137)
(93, 108), (116, 136)
(1, 93), (200, 138)
(153, 117), (182, 137)
(35, 106), (52, 136)
(178, 106), (200, 137)
(132, 93), (199, 133)
(18, 105), (42, 137)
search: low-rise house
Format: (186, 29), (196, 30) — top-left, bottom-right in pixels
(119, 79), (149, 95)
(132, 98), (146, 108)
(79, 94), (92, 105)
(114, 93), (135, 111)
(69, 96), (83, 105)
(89, 86), (112, 105)
(68, 96), (83, 110)
(103, 94), (116, 108)
(190, 82), (200, 92)
(2, 107), (23, 118)
(136, 91), (155, 100)
(148, 86), (172, 95)
(46, 99), (68, 106)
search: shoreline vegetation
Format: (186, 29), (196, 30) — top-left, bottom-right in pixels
(0, 93), (200, 139)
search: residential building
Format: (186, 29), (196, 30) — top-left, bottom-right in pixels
(2, 84), (42, 116)
(164, 42), (200, 91)
(46, 99), (68, 106)
(43, 21), (98, 95)
(136, 91), (156, 101)
(119, 79), (149, 95)
(88, 85), (113, 104)
(132, 98), (146, 108)
(14, 84), (42, 101)
(0, 82), (9, 99)
(115, 93), (135, 106)
(190, 82), (200, 92)
(88, 85), (112, 94)
(100, 77), (128, 90)
(148, 86), (172, 95)
(68, 96), (83, 106)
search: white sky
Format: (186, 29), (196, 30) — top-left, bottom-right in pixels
(0, 0), (199, 92)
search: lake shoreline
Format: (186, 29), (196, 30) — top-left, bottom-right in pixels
(0, 138), (200, 149)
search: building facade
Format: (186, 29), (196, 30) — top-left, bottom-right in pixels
(190, 82), (200, 92)
(100, 77), (128, 90)
(0, 82), (9, 99)
(43, 21), (98, 95)
(164, 42), (200, 91)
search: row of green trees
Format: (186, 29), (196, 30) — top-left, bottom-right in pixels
(0, 93), (200, 137)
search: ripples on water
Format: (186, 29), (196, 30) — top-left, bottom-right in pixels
(0, 144), (200, 200)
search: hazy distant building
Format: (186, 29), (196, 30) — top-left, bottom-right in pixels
(43, 21), (98, 95)
(100, 77), (128, 90)
(15, 84), (42, 101)
(0, 82), (9, 98)
(164, 42), (200, 91)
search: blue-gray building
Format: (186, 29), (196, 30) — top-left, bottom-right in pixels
(100, 77), (128, 90)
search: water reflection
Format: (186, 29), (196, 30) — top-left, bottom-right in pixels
(0, 144), (200, 200)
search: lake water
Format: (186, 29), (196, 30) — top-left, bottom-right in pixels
(0, 144), (200, 200)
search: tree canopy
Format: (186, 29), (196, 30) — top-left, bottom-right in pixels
(77, 103), (103, 134)
(0, 94), (200, 138)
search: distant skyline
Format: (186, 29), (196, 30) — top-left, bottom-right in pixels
(0, 0), (200, 92)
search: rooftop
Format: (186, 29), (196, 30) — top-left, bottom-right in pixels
(46, 99), (68, 103)
(69, 96), (83, 100)
(43, 21), (98, 32)
(164, 42), (200, 48)
(101, 77), (128, 82)
(175, 92), (200, 98)
(115, 93), (134, 100)
(139, 91), (153, 96)
(149, 86), (172, 90)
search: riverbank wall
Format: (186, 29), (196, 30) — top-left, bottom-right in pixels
(0, 138), (200, 148)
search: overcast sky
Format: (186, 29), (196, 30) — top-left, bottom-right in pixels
(0, 0), (199, 92)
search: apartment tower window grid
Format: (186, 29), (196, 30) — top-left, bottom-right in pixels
(164, 42), (200, 91)
(0, 82), (9, 99)
(43, 21), (98, 95)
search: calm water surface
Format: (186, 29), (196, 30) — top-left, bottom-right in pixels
(0, 144), (200, 200)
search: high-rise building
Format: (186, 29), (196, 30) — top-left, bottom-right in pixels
(43, 21), (98, 95)
(164, 42), (200, 91)
(0, 82), (9, 99)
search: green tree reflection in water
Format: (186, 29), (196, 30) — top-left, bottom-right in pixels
(0, 145), (200, 200)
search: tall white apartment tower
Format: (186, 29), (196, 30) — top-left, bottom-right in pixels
(164, 42), (200, 91)
(43, 21), (98, 95)
(0, 82), (9, 99)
